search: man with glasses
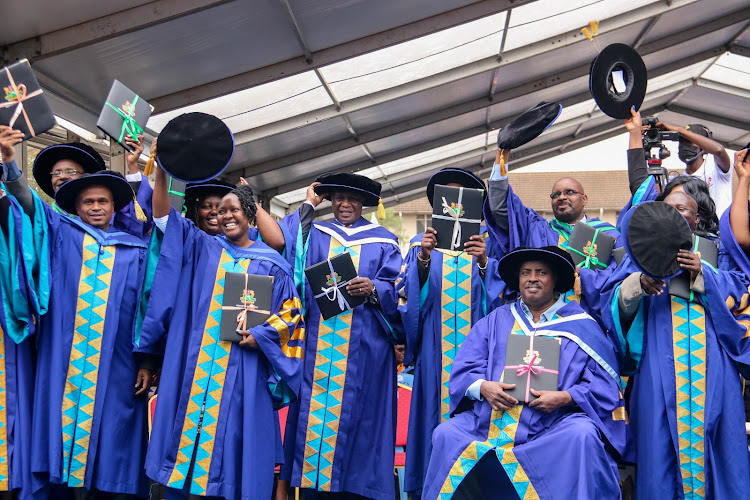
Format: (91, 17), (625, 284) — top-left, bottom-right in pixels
(485, 148), (622, 326)
(0, 126), (152, 239)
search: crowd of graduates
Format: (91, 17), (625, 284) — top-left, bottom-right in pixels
(0, 97), (749, 500)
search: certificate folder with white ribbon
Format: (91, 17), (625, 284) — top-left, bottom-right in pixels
(305, 252), (365, 320)
(431, 184), (483, 252)
(220, 272), (274, 343)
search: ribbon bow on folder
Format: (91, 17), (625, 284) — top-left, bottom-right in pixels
(504, 336), (560, 403)
(432, 187), (481, 251)
(0, 67), (44, 136)
(231, 274), (271, 332)
(314, 258), (352, 313)
(104, 95), (144, 143)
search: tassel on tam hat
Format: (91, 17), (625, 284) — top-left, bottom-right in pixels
(314, 172), (385, 219)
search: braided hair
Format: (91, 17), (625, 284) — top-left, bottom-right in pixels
(229, 184), (258, 226)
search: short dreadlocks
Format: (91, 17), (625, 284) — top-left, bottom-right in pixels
(229, 184), (258, 226)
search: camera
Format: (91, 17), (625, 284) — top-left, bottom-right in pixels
(641, 116), (680, 185)
(641, 116), (680, 157)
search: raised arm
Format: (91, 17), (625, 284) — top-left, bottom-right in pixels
(0, 126), (34, 217)
(624, 108), (649, 195)
(657, 120), (731, 172)
(729, 149), (750, 250)
(151, 139), (171, 219)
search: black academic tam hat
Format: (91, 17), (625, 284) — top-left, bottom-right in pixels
(55, 170), (135, 215)
(33, 142), (106, 198)
(621, 201), (693, 279)
(496, 102), (562, 151)
(184, 179), (235, 212)
(499, 246), (576, 293)
(156, 112), (234, 183)
(589, 43), (647, 119)
(426, 168), (486, 207)
(314, 172), (382, 207)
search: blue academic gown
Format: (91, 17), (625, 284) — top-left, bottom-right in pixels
(398, 231), (508, 497)
(601, 255), (750, 499)
(280, 213), (404, 499)
(0, 193), (41, 499)
(422, 300), (626, 500)
(137, 209), (304, 500)
(484, 184), (621, 326)
(12, 192), (150, 495)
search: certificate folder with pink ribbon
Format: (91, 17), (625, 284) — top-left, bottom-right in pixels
(305, 252), (364, 320)
(503, 334), (560, 403)
(0, 59), (55, 141)
(220, 272), (273, 343)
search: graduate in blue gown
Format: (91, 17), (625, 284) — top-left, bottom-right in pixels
(397, 168), (507, 497)
(485, 148), (621, 327)
(0, 182), (41, 500)
(1, 161), (154, 497)
(138, 164), (304, 500)
(602, 191), (750, 499)
(423, 246), (626, 500)
(279, 173), (403, 500)
(0, 127), (152, 243)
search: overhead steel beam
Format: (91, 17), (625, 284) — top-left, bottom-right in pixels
(149, 0), (538, 112)
(730, 44), (750, 57)
(0, 0), (234, 65)
(233, 0), (702, 145)
(282, 104), (670, 207)
(245, 58), (702, 186)
(278, 0), (313, 63)
(665, 104), (750, 132)
(694, 78), (750, 100)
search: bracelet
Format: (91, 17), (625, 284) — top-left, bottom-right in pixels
(477, 260), (487, 270)
(417, 253), (431, 264)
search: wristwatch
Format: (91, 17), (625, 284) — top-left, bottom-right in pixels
(367, 287), (380, 306)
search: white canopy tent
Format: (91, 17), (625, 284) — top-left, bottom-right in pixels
(2, 0), (749, 215)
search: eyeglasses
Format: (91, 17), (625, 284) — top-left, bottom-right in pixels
(51, 169), (82, 177)
(550, 189), (583, 199)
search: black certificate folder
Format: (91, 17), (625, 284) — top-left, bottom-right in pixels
(220, 272), (273, 342)
(97, 79), (153, 151)
(431, 184), (483, 251)
(0, 59), (55, 140)
(305, 252), (365, 320)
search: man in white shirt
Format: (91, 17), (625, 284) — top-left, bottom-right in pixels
(656, 121), (732, 216)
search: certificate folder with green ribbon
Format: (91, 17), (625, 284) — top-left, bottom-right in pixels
(566, 221), (616, 271)
(0, 59), (55, 141)
(668, 235), (718, 301)
(97, 79), (153, 152)
(220, 272), (273, 343)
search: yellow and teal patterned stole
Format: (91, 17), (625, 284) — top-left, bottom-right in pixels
(438, 321), (539, 500)
(61, 234), (115, 486)
(439, 251), (473, 422)
(302, 238), (360, 491)
(0, 328), (8, 491)
(167, 250), (248, 494)
(671, 297), (707, 499)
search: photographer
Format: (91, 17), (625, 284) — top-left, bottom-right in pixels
(623, 109), (720, 239)
(655, 117), (731, 215)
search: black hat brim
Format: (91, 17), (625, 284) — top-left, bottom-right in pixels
(33, 144), (105, 198)
(589, 43), (647, 120)
(426, 169), (486, 207)
(55, 173), (135, 215)
(184, 181), (235, 211)
(314, 172), (382, 207)
(499, 246), (576, 293)
(156, 112), (234, 183)
(496, 102), (562, 150)
(622, 201), (693, 279)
